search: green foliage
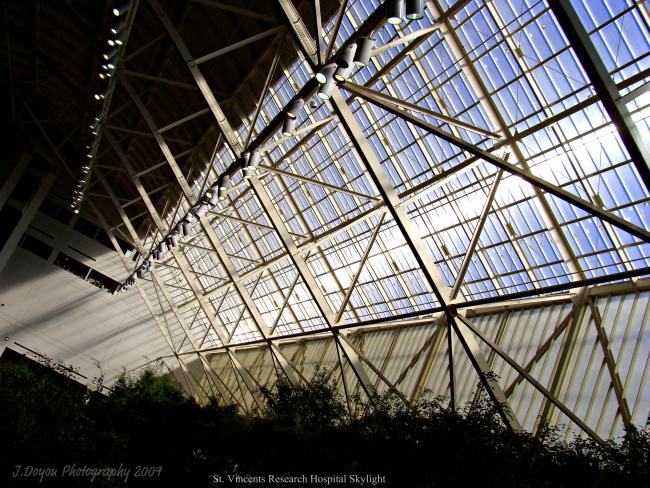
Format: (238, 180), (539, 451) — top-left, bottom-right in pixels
(1, 359), (648, 487)
(0, 358), (88, 467)
(260, 368), (346, 432)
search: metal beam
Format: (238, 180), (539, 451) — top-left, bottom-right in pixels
(587, 298), (632, 429)
(190, 0), (279, 23)
(455, 311), (605, 444)
(157, 108), (210, 134)
(335, 212), (386, 323)
(261, 116), (335, 152)
(118, 75), (195, 197)
(277, 0), (316, 65)
(548, 0), (650, 192)
(347, 81), (501, 140)
(192, 26), (285, 66)
(118, 28), (306, 388)
(324, 0), (348, 61)
(313, 0), (323, 65)
(330, 88), (454, 298)
(453, 315), (521, 429)
(121, 70), (199, 91)
(243, 35), (284, 149)
(151, 0), (387, 396)
(210, 210), (305, 239)
(105, 124), (194, 146)
(259, 164), (381, 202)
(345, 81), (650, 244)
(149, 0), (241, 154)
(269, 272), (301, 335)
(450, 169), (504, 300)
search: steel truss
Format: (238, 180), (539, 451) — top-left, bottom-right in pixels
(88, 0), (650, 438)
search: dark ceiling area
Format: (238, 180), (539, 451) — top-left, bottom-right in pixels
(1, 0), (111, 187)
(1, 0), (335, 239)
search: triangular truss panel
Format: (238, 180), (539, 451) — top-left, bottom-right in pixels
(305, 212), (440, 323)
(261, 117), (381, 238)
(242, 257), (328, 336)
(140, 277), (187, 353)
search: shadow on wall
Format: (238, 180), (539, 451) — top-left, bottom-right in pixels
(0, 248), (168, 381)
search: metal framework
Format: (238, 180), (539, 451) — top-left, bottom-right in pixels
(72, 0), (650, 441)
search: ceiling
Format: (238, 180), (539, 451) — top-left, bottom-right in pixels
(1, 0), (338, 235)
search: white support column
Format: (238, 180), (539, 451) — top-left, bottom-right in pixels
(0, 171), (57, 275)
(0, 153), (31, 211)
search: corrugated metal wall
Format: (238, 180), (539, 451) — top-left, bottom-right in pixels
(182, 286), (650, 440)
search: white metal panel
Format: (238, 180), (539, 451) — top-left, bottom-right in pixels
(0, 249), (168, 384)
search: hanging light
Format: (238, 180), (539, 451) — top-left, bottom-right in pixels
(249, 150), (261, 168)
(204, 191), (214, 205)
(111, 21), (125, 35)
(282, 117), (297, 136)
(181, 222), (191, 237)
(406, 0), (425, 20)
(195, 203), (209, 218)
(354, 37), (374, 66)
(185, 211), (195, 223)
(243, 149), (261, 179)
(108, 39), (116, 47)
(175, 222), (184, 234)
(336, 44), (357, 69)
(333, 65), (352, 83)
(286, 98), (305, 119)
(94, 93), (105, 101)
(112, 5), (128, 17)
(208, 186), (220, 206)
(167, 235), (177, 249)
(316, 64), (336, 84)
(317, 76), (335, 100)
(217, 174), (230, 201)
(137, 268), (145, 279)
(387, 0), (405, 25)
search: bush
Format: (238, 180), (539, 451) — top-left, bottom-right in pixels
(1, 359), (647, 487)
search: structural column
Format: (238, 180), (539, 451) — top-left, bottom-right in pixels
(0, 170), (57, 275)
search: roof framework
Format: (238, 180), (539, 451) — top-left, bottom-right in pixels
(51, 0), (650, 440)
